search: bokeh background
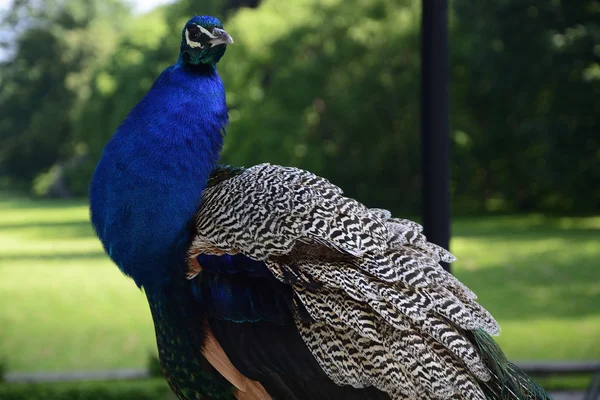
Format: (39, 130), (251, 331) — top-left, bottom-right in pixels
(0, 0), (598, 398)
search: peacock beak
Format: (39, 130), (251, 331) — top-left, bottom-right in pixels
(209, 28), (234, 46)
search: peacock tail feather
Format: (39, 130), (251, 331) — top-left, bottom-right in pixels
(468, 329), (552, 400)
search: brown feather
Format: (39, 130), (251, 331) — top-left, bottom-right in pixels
(186, 257), (203, 280)
(202, 325), (271, 400)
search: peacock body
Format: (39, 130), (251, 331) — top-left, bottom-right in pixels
(89, 15), (552, 400)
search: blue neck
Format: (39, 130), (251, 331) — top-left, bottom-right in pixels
(90, 63), (228, 292)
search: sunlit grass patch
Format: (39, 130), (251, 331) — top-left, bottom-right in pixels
(452, 214), (600, 362)
(0, 193), (155, 373)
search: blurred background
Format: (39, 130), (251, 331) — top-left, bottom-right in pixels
(0, 0), (598, 398)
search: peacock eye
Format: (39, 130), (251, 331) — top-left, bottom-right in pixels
(188, 27), (201, 41)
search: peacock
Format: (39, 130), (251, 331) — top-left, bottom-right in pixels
(89, 15), (552, 400)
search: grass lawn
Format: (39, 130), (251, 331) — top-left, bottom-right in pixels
(1, 192), (599, 374)
(0, 193), (155, 373)
(452, 215), (600, 361)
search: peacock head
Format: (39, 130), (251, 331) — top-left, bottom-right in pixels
(179, 16), (233, 67)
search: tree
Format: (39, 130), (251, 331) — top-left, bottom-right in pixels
(0, 0), (130, 190)
(452, 0), (600, 212)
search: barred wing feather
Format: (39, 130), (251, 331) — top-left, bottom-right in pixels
(189, 163), (535, 400)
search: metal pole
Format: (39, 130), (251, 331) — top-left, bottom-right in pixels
(421, 0), (451, 271)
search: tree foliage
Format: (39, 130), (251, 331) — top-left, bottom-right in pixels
(452, 0), (600, 212)
(0, 0), (130, 189)
(0, 0), (597, 213)
(219, 0), (424, 210)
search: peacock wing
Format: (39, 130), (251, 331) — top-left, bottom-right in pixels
(190, 163), (548, 400)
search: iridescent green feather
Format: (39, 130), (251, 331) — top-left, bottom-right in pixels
(148, 287), (237, 400)
(467, 329), (552, 400)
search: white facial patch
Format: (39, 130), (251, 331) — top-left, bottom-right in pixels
(197, 25), (218, 39)
(185, 29), (203, 48)
(185, 24), (220, 49)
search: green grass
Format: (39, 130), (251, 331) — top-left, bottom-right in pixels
(1, 192), (599, 375)
(0, 193), (156, 373)
(452, 215), (600, 361)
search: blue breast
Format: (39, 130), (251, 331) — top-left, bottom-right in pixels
(89, 64), (228, 291)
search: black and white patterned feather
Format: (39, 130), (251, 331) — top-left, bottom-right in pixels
(189, 163), (545, 400)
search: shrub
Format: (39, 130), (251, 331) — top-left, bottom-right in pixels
(0, 379), (172, 400)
